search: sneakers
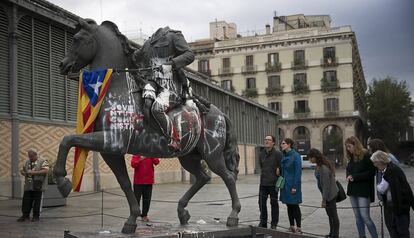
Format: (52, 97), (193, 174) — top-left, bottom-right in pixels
(31, 217), (40, 222)
(257, 222), (267, 228)
(270, 224), (277, 230)
(142, 216), (149, 222)
(17, 216), (30, 222)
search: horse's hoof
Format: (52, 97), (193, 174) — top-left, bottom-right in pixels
(121, 222), (137, 234)
(178, 210), (191, 225)
(226, 217), (239, 227)
(57, 177), (72, 198)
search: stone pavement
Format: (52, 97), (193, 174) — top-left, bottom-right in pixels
(1, 166), (413, 237)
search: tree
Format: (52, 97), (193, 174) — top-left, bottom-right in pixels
(366, 77), (414, 151)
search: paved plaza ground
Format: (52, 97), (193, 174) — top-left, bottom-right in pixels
(0, 166), (413, 237)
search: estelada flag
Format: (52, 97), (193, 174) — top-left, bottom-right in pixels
(72, 69), (113, 191)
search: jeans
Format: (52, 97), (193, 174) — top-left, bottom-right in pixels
(258, 185), (279, 227)
(325, 198), (340, 238)
(133, 184), (153, 217)
(349, 196), (378, 238)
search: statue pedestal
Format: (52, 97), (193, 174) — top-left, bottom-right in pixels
(63, 223), (314, 237)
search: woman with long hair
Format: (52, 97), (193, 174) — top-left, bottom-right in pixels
(345, 136), (378, 238)
(280, 138), (302, 234)
(308, 148), (339, 238)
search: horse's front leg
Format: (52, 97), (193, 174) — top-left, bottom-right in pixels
(101, 153), (140, 234)
(54, 132), (107, 197)
(177, 154), (211, 225)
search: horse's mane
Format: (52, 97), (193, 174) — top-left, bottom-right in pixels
(101, 21), (139, 66)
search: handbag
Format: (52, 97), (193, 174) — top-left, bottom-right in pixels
(276, 176), (285, 190)
(336, 180), (347, 203)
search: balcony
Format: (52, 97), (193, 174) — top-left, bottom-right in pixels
(266, 85), (284, 96)
(324, 111), (339, 117)
(198, 69), (211, 76)
(321, 57), (339, 67)
(241, 65), (258, 74)
(291, 60), (308, 70)
(292, 83), (310, 95)
(281, 110), (362, 121)
(265, 62), (282, 72)
(321, 78), (340, 92)
(218, 67), (233, 76)
(294, 107), (310, 119)
(242, 88), (258, 98)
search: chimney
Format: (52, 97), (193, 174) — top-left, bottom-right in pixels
(265, 24), (271, 35)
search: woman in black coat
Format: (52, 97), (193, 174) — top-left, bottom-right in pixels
(371, 150), (414, 238)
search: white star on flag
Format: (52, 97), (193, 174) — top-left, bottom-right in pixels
(89, 81), (103, 96)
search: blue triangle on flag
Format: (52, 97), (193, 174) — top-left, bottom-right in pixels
(82, 69), (107, 106)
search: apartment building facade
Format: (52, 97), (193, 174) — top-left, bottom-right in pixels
(189, 14), (367, 165)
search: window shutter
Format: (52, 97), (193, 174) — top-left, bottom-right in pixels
(17, 16), (33, 117)
(65, 32), (78, 122)
(51, 25), (66, 120)
(33, 19), (50, 119)
(0, 8), (9, 114)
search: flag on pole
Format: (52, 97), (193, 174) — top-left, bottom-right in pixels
(72, 69), (113, 191)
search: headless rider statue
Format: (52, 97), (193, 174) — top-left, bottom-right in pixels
(133, 26), (195, 151)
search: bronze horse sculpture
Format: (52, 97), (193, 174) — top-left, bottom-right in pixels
(56, 18), (241, 234)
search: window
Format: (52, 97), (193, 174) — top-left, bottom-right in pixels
(198, 59), (209, 74)
(323, 47), (335, 62)
(221, 80), (232, 91)
(268, 102), (282, 113)
(268, 53), (279, 65)
(295, 100), (309, 113)
(294, 50), (305, 64)
(246, 55), (254, 66)
(268, 75), (280, 88)
(294, 73), (307, 85)
(325, 98), (339, 112)
(246, 77), (256, 89)
(222, 57), (230, 68)
(324, 71), (337, 82)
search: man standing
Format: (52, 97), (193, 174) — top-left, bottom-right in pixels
(133, 26), (195, 151)
(258, 135), (282, 229)
(17, 149), (49, 222)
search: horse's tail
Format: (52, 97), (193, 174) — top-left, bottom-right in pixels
(223, 114), (240, 180)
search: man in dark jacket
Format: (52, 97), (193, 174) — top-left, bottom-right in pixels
(371, 150), (414, 238)
(134, 26), (194, 151)
(258, 135), (282, 229)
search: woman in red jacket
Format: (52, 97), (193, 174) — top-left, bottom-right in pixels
(131, 154), (160, 222)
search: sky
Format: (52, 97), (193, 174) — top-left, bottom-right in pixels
(48, 0), (414, 95)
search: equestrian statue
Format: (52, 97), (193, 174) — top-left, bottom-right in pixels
(55, 18), (241, 234)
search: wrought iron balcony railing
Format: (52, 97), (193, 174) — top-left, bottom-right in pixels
(292, 83), (310, 94)
(218, 67), (233, 76)
(241, 65), (258, 74)
(291, 60), (308, 70)
(265, 86), (284, 96)
(321, 57), (339, 67)
(321, 78), (340, 92)
(242, 88), (258, 98)
(265, 62), (282, 72)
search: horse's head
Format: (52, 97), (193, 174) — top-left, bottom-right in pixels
(59, 18), (98, 75)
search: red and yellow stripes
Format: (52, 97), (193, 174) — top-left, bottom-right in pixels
(72, 69), (113, 191)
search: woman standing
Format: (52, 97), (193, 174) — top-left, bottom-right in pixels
(345, 136), (378, 238)
(131, 154), (160, 222)
(371, 150), (414, 238)
(308, 148), (339, 238)
(280, 138), (302, 234)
